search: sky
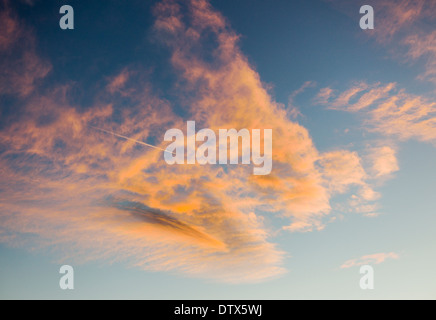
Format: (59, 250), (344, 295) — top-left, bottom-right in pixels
(0, 0), (435, 299)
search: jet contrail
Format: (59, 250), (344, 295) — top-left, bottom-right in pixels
(90, 126), (174, 155)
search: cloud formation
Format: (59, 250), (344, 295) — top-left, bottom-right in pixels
(0, 0), (387, 282)
(404, 30), (436, 84)
(316, 82), (436, 145)
(367, 146), (399, 178)
(0, 0), (51, 96)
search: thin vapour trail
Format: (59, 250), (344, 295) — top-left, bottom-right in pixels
(90, 126), (174, 154)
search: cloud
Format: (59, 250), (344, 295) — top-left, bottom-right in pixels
(0, 81), (287, 283)
(106, 68), (130, 94)
(323, 82), (396, 112)
(376, 0), (436, 84)
(371, 0), (431, 41)
(404, 30), (436, 83)
(317, 82), (436, 145)
(0, 0), (288, 282)
(340, 252), (399, 269)
(367, 146), (399, 178)
(318, 149), (381, 217)
(319, 150), (367, 193)
(0, 0), (51, 96)
(327, 0), (435, 40)
(0, 2), (20, 50)
(0, 0), (387, 282)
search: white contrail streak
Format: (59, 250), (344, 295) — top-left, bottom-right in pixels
(90, 126), (174, 155)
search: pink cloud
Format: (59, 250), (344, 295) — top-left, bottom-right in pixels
(404, 30), (436, 83)
(341, 252), (399, 269)
(317, 82), (436, 145)
(367, 146), (399, 178)
(0, 0), (51, 96)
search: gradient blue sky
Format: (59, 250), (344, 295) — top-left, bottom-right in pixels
(0, 0), (435, 299)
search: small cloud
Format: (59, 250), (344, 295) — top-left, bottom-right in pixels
(364, 212), (381, 218)
(0, 2), (51, 96)
(340, 252), (399, 269)
(320, 82), (436, 145)
(287, 81), (316, 119)
(367, 146), (400, 178)
(313, 87), (333, 105)
(107, 69), (130, 94)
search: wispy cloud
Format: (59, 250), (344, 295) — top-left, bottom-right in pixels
(341, 252), (399, 269)
(0, 0), (51, 96)
(288, 81), (316, 119)
(316, 82), (436, 145)
(367, 146), (399, 178)
(328, 0), (436, 85)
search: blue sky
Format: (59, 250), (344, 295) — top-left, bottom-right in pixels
(0, 0), (435, 299)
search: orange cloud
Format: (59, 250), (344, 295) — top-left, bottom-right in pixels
(314, 87), (334, 105)
(404, 30), (436, 83)
(367, 146), (399, 178)
(323, 82), (396, 111)
(317, 82), (436, 145)
(0, 1), (20, 50)
(320, 150), (367, 193)
(319, 150), (380, 218)
(154, 0), (384, 231)
(0, 0), (386, 282)
(372, 0), (431, 41)
(0, 0), (51, 96)
(340, 252), (399, 269)
(377, 0), (436, 84)
(107, 68), (130, 94)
